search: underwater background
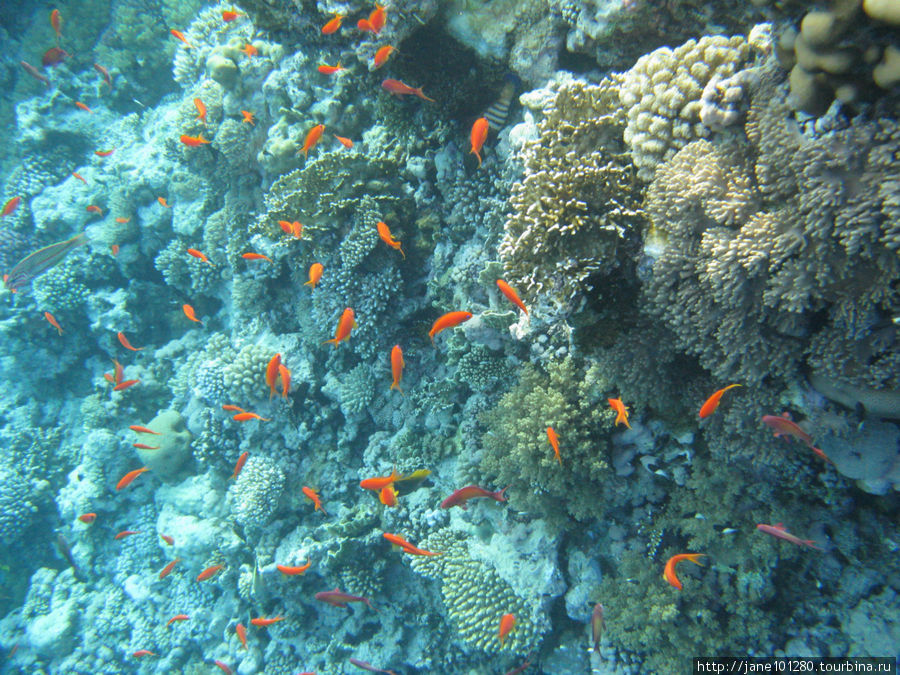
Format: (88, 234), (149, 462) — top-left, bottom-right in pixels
(0, 0), (898, 673)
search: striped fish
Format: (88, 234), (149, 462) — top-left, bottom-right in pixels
(4, 232), (87, 291)
(483, 74), (520, 132)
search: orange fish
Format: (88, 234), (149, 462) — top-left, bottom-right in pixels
(114, 530), (141, 540)
(158, 558), (181, 579)
(133, 650), (156, 658)
(113, 379), (140, 391)
(167, 614), (189, 626)
(236, 622), (247, 649)
(196, 564), (225, 582)
(304, 262), (323, 288)
(379, 484), (398, 507)
(321, 13), (343, 34)
(250, 616), (284, 627)
(276, 560), (311, 575)
(546, 426), (561, 464)
(103, 373), (115, 384)
(171, 29), (192, 47)
(233, 412), (270, 422)
(317, 62), (345, 75)
(222, 9), (243, 22)
(180, 134), (210, 146)
(221, 404), (246, 413)
(43, 311), (63, 335)
(376, 221), (405, 258)
(20, 60), (49, 86)
(77, 513), (97, 524)
(115, 216), (130, 222)
(214, 660), (232, 675)
(110, 244), (119, 256)
(182, 304), (202, 323)
(382, 532), (441, 556)
(93, 63), (111, 87)
(334, 135), (353, 149)
(498, 613), (516, 646)
(359, 468), (401, 492)
(302, 486), (327, 515)
(663, 553), (705, 590)
(241, 252), (272, 263)
(369, 4), (386, 32)
(117, 331), (143, 351)
(241, 43), (257, 57)
(157, 196), (170, 208)
(698, 384), (742, 419)
(266, 353), (282, 399)
(278, 363), (291, 398)
(2, 196), (21, 217)
(428, 311), (472, 344)
(381, 78), (434, 102)
(94, 148), (116, 157)
(608, 397), (631, 429)
(194, 98), (207, 122)
(133, 443), (159, 450)
(112, 358), (124, 385)
(389, 344), (404, 393)
(75, 101), (92, 113)
(358, 18), (374, 32)
(496, 279), (527, 314)
(42, 46), (69, 67)
(51, 9), (62, 43)
(470, 117), (489, 167)
(160, 534), (175, 546)
(324, 307), (356, 346)
(302, 124), (325, 158)
(116, 466), (149, 490)
(278, 220), (303, 238)
(130, 425), (161, 434)
(241, 110), (255, 125)
(186, 248), (214, 265)
(86, 205), (103, 214)
(72, 172), (87, 184)
(373, 45), (395, 69)
(230, 451), (249, 480)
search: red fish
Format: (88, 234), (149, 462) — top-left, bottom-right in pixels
(376, 221), (405, 258)
(160, 534), (175, 546)
(250, 616), (284, 627)
(166, 614), (189, 626)
(93, 63), (111, 87)
(95, 148), (116, 157)
(302, 124), (325, 158)
(117, 331), (143, 351)
(133, 650), (156, 657)
(158, 558), (181, 579)
(241, 110), (255, 125)
(498, 613), (516, 646)
(222, 9), (243, 22)
(77, 513), (97, 523)
(241, 252), (272, 262)
(44, 311), (63, 335)
(112, 379), (140, 391)
(470, 117), (489, 167)
(546, 426), (561, 464)
(278, 220), (303, 238)
(112, 358), (124, 385)
(214, 661), (233, 675)
(2, 196), (21, 217)
(349, 657), (397, 675)
(278, 363), (291, 398)
(390, 344), (404, 393)
(317, 62), (346, 75)
(233, 412), (270, 422)
(608, 398), (631, 429)
(51, 9), (62, 43)
(235, 622), (247, 649)
(180, 134), (210, 146)
(130, 425), (161, 435)
(440, 485), (508, 510)
(381, 79), (434, 102)
(383, 533), (440, 556)
(334, 135), (354, 149)
(276, 560), (311, 575)
(302, 486), (327, 515)
(304, 262), (323, 287)
(756, 523), (822, 550)
(114, 530), (141, 540)
(761, 413), (830, 461)
(663, 553), (705, 590)
(42, 47), (69, 67)
(116, 466), (149, 490)
(75, 101), (91, 113)
(496, 279), (527, 314)
(428, 311), (472, 344)
(373, 45), (395, 69)
(698, 384), (741, 418)
(368, 4), (386, 32)
(324, 307), (356, 346)
(266, 353), (281, 399)
(380, 484), (398, 507)
(359, 468), (401, 491)
(133, 443), (159, 450)
(182, 304), (202, 324)
(230, 451), (249, 480)
(170, 29), (192, 48)
(321, 13), (343, 34)
(72, 172), (87, 184)
(196, 564), (224, 581)
(591, 602), (604, 654)
(314, 588), (375, 611)
(86, 205), (102, 214)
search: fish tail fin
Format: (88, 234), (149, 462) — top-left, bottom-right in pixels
(497, 486), (509, 502)
(474, 150), (482, 167)
(399, 246), (405, 259)
(365, 598), (378, 612)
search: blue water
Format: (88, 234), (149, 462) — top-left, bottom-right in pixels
(0, 1), (898, 673)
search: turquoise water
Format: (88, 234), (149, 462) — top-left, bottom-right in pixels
(0, 1), (898, 673)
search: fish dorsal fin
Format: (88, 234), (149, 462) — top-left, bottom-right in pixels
(774, 523), (786, 530)
(781, 412), (792, 420)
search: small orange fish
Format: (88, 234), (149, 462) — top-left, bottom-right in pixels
(186, 248), (214, 265)
(373, 45), (395, 69)
(236, 623), (247, 649)
(318, 62), (346, 76)
(266, 353), (281, 399)
(182, 304), (202, 323)
(278, 363), (291, 398)
(376, 221), (405, 258)
(333, 135), (353, 149)
(663, 553), (705, 590)
(496, 279), (527, 314)
(470, 117), (489, 167)
(277, 220), (303, 238)
(382, 532), (440, 556)
(103, 373), (115, 384)
(113, 379), (140, 391)
(133, 443), (159, 450)
(194, 98), (207, 122)
(221, 404), (246, 413)
(214, 660), (232, 675)
(698, 384), (742, 419)
(196, 564), (224, 581)
(230, 451), (249, 480)
(233, 412), (270, 422)
(304, 262), (323, 288)
(608, 397), (631, 429)
(115, 217), (130, 223)
(359, 468), (401, 491)
(75, 101), (92, 113)
(498, 613), (516, 646)
(302, 124), (325, 158)
(166, 614), (189, 626)
(51, 9), (62, 43)
(250, 616), (284, 627)
(546, 426), (561, 464)
(77, 513), (97, 524)
(428, 311), (472, 344)
(241, 252), (272, 263)
(116, 466), (149, 490)
(93, 63), (111, 87)
(369, 4), (386, 33)
(358, 18), (374, 32)
(130, 425), (161, 434)
(276, 560), (311, 575)
(72, 172), (87, 184)
(20, 60), (49, 86)
(157, 196), (170, 208)
(180, 134), (210, 147)
(117, 331), (143, 351)
(302, 486), (327, 515)
(222, 9), (243, 22)
(95, 148), (116, 157)
(390, 344), (404, 393)
(241, 110), (255, 125)
(161, 559), (183, 583)
(1, 196), (21, 217)
(241, 43), (257, 57)
(114, 529), (141, 540)
(133, 650), (156, 658)
(111, 244), (119, 255)
(321, 13), (343, 34)
(160, 534), (175, 546)
(171, 29), (192, 48)
(112, 358), (124, 385)
(43, 311), (63, 335)
(86, 205), (103, 214)
(381, 78), (434, 102)
(379, 484), (398, 507)
(324, 307), (356, 346)
(44, 47), (70, 67)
